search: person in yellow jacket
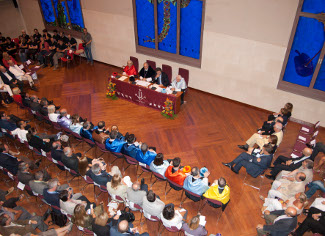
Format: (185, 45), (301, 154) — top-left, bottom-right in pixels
(203, 177), (230, 211)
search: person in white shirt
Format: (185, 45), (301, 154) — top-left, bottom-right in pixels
(161, 203), (188, 230)
(171, 75), (187, 104)
(48, 105), (59, 122)
(8, 60), (35, 89)
(0, 79), (13, 97)
(11, 120), (28, 142)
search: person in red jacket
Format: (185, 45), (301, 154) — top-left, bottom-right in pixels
(123, 60), (137, 77)
(165, 157), (187, 186)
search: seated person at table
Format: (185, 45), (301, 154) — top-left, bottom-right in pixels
(171, 75), (187, 104)
(223, 143), (273, 177)
(80, 121), (94, 141)
(122, 133), (140, 158)
(136, 143), (157, 166)
(149, 153), (169, 178)
(165, 157), (187, 186)
(203, 177), (230, 210)
(154, 67), (169, 87)
(105, 130), (126, 153)
(123, 60), (137, 77)
(139, 62), (155, 81)
(86, 163), (112, 186)
(183, 167), (210, 196)
(57, 108), (71, 128)
(238, 122), (283, 151)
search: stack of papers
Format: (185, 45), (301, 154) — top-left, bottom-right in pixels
(19, 65), (24, 69)
(199, 215), (207, 226)
(136, 80), (150, 87)
(34, 66), (40, 69)
(118, 76), (128, 81)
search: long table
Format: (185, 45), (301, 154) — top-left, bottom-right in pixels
(112, 77), (182, 114)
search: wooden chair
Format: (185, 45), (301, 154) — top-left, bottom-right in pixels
(146, 60), (156, 70)
(178, 68), (189, 86)
(162, 64), (172, 84)
(130, 56), (139, 72)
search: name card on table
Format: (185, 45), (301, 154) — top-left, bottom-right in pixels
(26, 60), (31, 65)
(118, 76), (128, 81)
(301, 127), (310, 132)
(19, 64), (24, 69)
(31, 72), (37, 80)
(298, 136), (306, 142)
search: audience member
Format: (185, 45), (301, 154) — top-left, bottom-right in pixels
(256, 207), (297, 236)
(142, 190), (165, 219)
(203, 177), (230, 210)
(2, 52), (16, 69)
(223, 143), (273, 176)
(5, 38), (16, 56)
(183, 167), (210, 196)
(86, 163), (112, 186)
(165, 157), (187, 186)
(161, 203), (188, 230)
(37, 37), (50, 67)
(61, 147), (81, 173)
(69, 114), (83, 134)
(110, 219), (149, 236)
(182, 215), (208, 236)
(122, 133), (139, 158)
(126, 180), (148, 209)
(27, 37), (39, 60)
(107, 174), (128, 202)
(0, 65), (23, 91)
(57, 108), (71, 128)
(105, 130), (126, 152)
(8, 60), (36, 90)
(305, 179), (325, 199)
(310, 142), (325, 161)
(136, 143), (156, 166)
(149, 153), (169, 178)
(265, 147), (312, 180)
(80, 121), (94, 141)
(67, 34), (77, 50)
(59, 189), (93, 215)
(53, 39), (67, 70)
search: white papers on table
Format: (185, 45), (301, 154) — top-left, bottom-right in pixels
(175, 88), (181, 92)
(118, 76), (128, 81)
(155, 87), (163, 92)
(136, 80), (150, 87)
(26, 60), (31, 65)
(146, 78), (153, 82)
(19, 64), (24, 69)
(34, 66), (41, 69)
(199, 215), (207, 226)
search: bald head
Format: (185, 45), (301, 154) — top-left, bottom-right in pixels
(176, 75), (182, 82)
(8, 60), (14, 66)
(302, 147), (312, 157)
(285, 207), (297, 217)
(118, 220), (129, 233)
(63, 147), (72, 157)
(143, 62), (148, 70)
(132, 182), (140, 191)
(60, 109), (67, 116)
(274, 122), (283, 132)
(0, 66), (5, 72)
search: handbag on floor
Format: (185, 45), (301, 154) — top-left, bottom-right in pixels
(49, 209), (67, 227)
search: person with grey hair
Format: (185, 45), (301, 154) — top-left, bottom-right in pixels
(61, 147), (81, 173)
(57, 108), (71, 128)
(8, 60), (36, 90)
(29, 95), (41, 112)
(183, 167), (210, 198)
(126, 180), (148, 209)
(17, 162), (50, 187)
(171, 75), (187, 104)
(29, 171), (68, 195)
(47, 105), (59, 122)
(86, 163), (112, 186)
(276, 159), (314, 185)
(238, 122), (283, 151)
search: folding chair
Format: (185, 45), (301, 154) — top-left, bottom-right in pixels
(162, 64), (172, 84)
(150, 171), (166, 187)
(137, 162), (151, 179)
(165, 179), (184, 200)
(123, 154), (139, 173)
(180, 189), (203, 211)
(81, 175), (94, 192)
(146, 60), (156, 70)
(130, 56), (139, 72)
(199, 197), (227, 224)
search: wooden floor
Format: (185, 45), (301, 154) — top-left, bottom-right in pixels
(1, 60), (324, 236)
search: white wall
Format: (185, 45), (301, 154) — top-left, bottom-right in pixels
(0, 0), (25, 38)
(17, 0), (325, 124)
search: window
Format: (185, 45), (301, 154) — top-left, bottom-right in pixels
(38, 0), (85, 37)
(277, 0), (325, 101)
(132, 0), (206, 68)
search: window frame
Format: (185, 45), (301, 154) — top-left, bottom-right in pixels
(277, 0), (325, 102)
(37, 0), (85, 38)
(132, 0), (206, 68)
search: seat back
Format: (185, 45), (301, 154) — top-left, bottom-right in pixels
(314, 121), (320, 130)
(143, 211), (159, 221)
(78, 43), (84, 50)
(206, 197), (223, 208)
(178, 68), (189, 86)
(124, 155), (139, 165)
(184, 189), (201, 202)
(12, 38), (19, 45)
(130, 56), (139, 72)
(167, 178), (183, 191)
(162, 64), (172, 83)
(84, 175), (94, 184)
(146, 60), (156, 70)
(153, 171), (165, 180)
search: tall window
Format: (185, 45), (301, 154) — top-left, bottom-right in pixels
(278, 0), (325, 101)
(38, 0), (85, 36)
(132, 0), (206, 68)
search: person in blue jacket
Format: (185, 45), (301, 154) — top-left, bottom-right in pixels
(80, 121), (94, 141)
(122, 133), (140, 158)
(135, 143), (157, 166)
(105, 130), (126, 153)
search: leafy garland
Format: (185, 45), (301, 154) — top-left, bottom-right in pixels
(161, 98), (177, 119)
(106, 79), (118, 100)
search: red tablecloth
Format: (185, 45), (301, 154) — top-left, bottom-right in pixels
(112, 78), (182, 114)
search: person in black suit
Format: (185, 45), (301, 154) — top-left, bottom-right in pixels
(265, 147), (313, 180)
(223, 144), (273, 177)
(0, 66), (23, 91)
(310, 142), (325, 161)
(61, 147), (80, 173)
(26, 128), (52, 152)
(0, 111), (19, 131)
(292, 207), (325, 235)
(29, 95), (41, 112)
(139, 62), (155, 81)
(153, 67), (170, 87)
(17, 162), (51, 187)
(256, 207), (297, 236)
(0, 145), (19, 175)
(51, 141), (65, 171)
(86, 163), (111, 186)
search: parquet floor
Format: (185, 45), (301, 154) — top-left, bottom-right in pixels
(1, 60), (324, 236)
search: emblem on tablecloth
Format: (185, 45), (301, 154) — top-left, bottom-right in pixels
(135, 89), (147, 103)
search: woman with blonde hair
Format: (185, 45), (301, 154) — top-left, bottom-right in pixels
(182, 215), (208, 236)
(106, 174), (128, 202)
(2, 52), (16, 68)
